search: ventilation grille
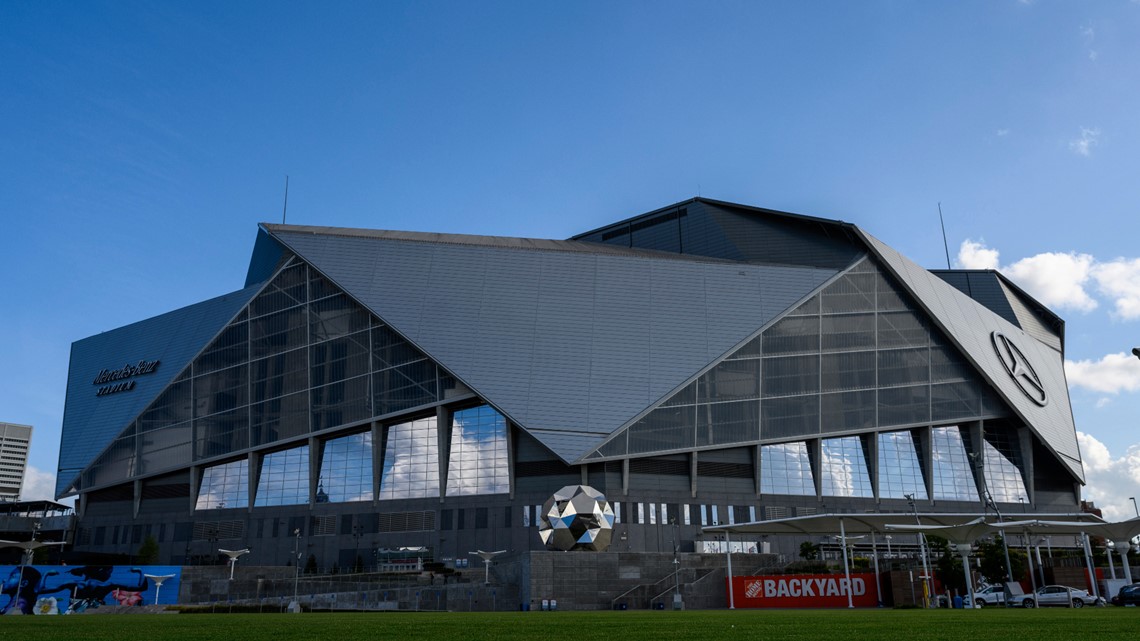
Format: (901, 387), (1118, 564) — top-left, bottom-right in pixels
(378, 510), (436, 533)
(87, 484), (134, 503)
(515, 460), (575, 477)
(311, 515), (337, 536)
(629, 458), (689, 476)
(696, 462), (752, 478)
(192, 520), (245, 540)
(141, 483), (190, 500)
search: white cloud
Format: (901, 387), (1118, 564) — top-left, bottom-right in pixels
(957, 239), (1000, 270)
(956, 240), (1099, 312)
(1004, 250), (1098, 312)
(996, 128), (1010, 137)
(1066, 352), (1140, 394)
(20, 465), (58, 502)
(1069, 127), (1101, 156)
(1095, 397), (1112, 409)
(1078, 432), (1140, 521)
(1089, 50), (1098, 61)
(1092, 258), (1140, 320)
(1081, 24), (1095, 40)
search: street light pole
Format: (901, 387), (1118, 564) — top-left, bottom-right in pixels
(905, 494), (933, 608)
(291, 528), (302, 613)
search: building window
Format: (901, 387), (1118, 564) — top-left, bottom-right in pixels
(319, 432), (373, 503)
(255, 445), (309, 507)
(931, 426), (978, 501)
(877, 430), (926, 499)
(446, 405), (509, 496)
(983, 430), (1027, 503)
(820, 436), (873, 498)
(683, 504), (691, 526)
(196, 459), (249, 510)
(760, 442), (815, 496)
(379, 416), (439, 500)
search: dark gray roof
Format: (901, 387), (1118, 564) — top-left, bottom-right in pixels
(267, 224), (841, 463)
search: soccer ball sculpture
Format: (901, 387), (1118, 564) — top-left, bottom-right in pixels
(538, 484), (615, 551)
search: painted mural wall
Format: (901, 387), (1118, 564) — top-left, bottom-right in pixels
(1, 565), (181, 615)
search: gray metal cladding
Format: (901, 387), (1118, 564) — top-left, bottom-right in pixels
(931, 270), (1021, 328)
(270, 228), (840, 464)
(859, 231), (1083, 481)
(997, 279), (1063, 353)
(57, 284), (262, 497)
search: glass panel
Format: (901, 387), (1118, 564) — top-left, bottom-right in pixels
(195, 407), (249, 460)
(820, 390), (876, 432)
(659, 381), (696, 407)
(699, 359), (761, 402)
(311, 331), (371, 386)
(821, 351), (875, 392)
(138, 377), (192, 432)
(250, 347), (308, 401)
(760, 442), (815, 496)
(820, 436), (873, 498)
(628, 406), (694, 454)
(821, 272), (876, 314)
(930, 426), (978, 501)
(878, 385), (930, 427)
(320, 432), (374, 503)
(250, 390), (309, 445)
(761, 395), (819, 439)
(139, 422), (192, 473)
(878, 348), (929, 387)
(446, 405), (509, 496)
(762, 355), (819, 397)
(931, 382), (981, 422)
(250, 306), (308, 359)
(250, 262), (307, 318)
(371, 325), (425, 370)
(311, 374), (371, 431)
(983, 430), (1027, 503)
(374, 360), (438, 415)
(196, 459), (249, 510)
(821, 313), (876, 352)
(310, 294), (371, 342)
(379, 416), (439, 500)
(193, 365), (248, 417)
(877, 431), (927, 500)
(788, 295), (819, 315)
(696, 401), (759, 446)
(878, 311), (928, 348)
(196, 322), (248, 375)
(255, 445), (309, 507)
(762, 316), (819, 355)
(930, 344), (971, 382)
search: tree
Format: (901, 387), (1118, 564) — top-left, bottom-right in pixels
(137, 535), (160, 565)
(799, 541), (820, 561)
(927, 535), (966, 595)
(304, 553), (318, 575)
(974, 535), (1026, 585)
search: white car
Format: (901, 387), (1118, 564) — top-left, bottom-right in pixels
(1021, 585), (1104, 608)
(964, 585), (1009, 607)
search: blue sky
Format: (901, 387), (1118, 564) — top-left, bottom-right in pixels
(4, 1), (1140, 517)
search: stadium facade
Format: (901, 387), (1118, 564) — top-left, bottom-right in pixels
(57, 198), (1084, 568)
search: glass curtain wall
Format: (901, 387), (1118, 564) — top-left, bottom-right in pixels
(88, 255), (459, 491)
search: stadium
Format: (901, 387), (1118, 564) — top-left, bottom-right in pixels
(56, 197), (1085, 606)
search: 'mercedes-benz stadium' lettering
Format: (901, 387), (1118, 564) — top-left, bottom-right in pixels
(92, 359), (160, 396)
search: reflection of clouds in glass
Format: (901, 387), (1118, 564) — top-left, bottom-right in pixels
(760, 442), (814, 496)
(446, 406), (509, 496)
(878, 431), (927, 500)
(320, 432), (374, 502)
(821, 437), (872, 498)
(255, 445), (309, 507)
(983, 438), (1026, 503)
(379, 417), (439, 500)
(195, 459), (249, 510)
(931, 426), (977, 501)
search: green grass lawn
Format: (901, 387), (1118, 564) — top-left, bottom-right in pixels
(3, 609), (1134, 641)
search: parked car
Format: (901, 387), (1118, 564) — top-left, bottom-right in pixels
(963, 585), (1009, 607)
(1020, 585), (1104, 608)
(1110, 583), (1140, 606)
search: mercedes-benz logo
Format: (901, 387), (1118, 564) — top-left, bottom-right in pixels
(991, 331), (1047, 406)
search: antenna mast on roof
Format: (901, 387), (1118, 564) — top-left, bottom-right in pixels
(282, 175), (290, 224)
(938, 202), (951, 269)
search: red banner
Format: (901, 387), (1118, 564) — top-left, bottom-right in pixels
(728, 573), (880, 608)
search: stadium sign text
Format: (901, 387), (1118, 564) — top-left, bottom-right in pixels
(93, 359), (161, 397)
